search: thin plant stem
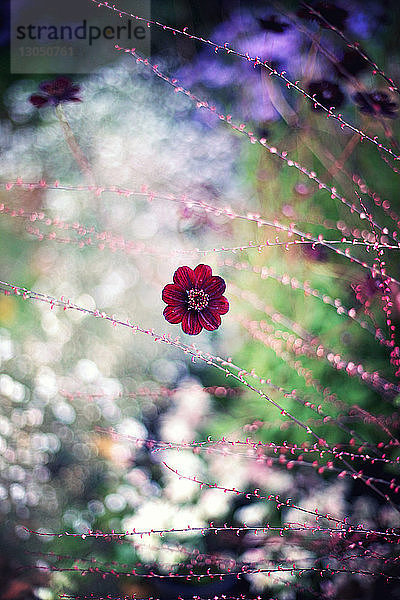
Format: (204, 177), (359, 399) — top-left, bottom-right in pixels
(55, 104), (96, 187)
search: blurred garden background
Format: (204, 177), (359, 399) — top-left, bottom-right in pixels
(1, 1), (400, 598)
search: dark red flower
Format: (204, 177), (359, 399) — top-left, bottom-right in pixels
(162, 264), (229, 335)
(353, 91), (398, 119)
(336, 49), (369, 79)
(29, 76), (81, 108)
(308, 80), (345, 110)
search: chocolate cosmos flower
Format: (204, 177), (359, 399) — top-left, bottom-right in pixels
(308, 80), (344, 110)
(29, 76), (81, 108)
(336, 49), (368, 78)
(162, 264), (229, 335)
(353, 91), (398, 118)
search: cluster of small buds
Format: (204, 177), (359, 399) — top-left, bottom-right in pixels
(28, 557), (400, 583)
(2, 180), (399, 269)
(231, 284), (396, 391)
(90, 428), (400, 491)
(220, 258), (399, 355)
(0, 280), (336, 441)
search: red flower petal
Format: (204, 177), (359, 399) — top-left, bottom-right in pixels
(54, 76), (73, 87)
(40, 77), (70, 95)
(38, 80), (55, 94)
(162, 284), (187, 305)
(182, 310), (202, 335)
(173, 266), (195, 290)
(198, 308), (221, 331)
(203, 276), (226, 298)
(29, 94), (48, 107)
(163, 304), (186, 324)
(194, 264), (212, 288)
(208, 296), (229, 315)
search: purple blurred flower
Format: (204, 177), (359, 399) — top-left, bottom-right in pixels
(178, 10), (303, 124)
(29, 77), (81, 108)
(346, 2), (384, 38)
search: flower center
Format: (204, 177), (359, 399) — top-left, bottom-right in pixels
(187, 288), (209, 311)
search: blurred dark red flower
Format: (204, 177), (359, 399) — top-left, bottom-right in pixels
(257, 16), (290, 33)
(308, 80), (345, 110)
(0, 555), (49, 600)
(352, 273), (384, 305)
(29, 76), (81, 108)
(353, 91), (398, 118)
(336, 49), (369, 79)
(302, 242), (328, 262)
(297, 2), (348, 30)
(162, 264), (229, 335)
